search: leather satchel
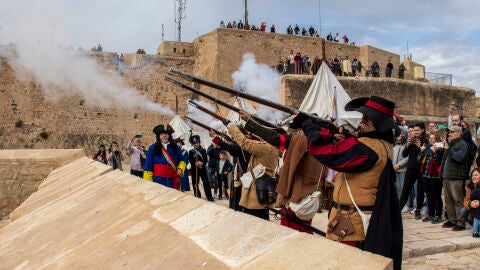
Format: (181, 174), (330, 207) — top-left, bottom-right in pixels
(327, 207), (354, 241)
(255, 176), (278, 205)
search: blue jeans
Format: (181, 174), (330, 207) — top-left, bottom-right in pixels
(409, 182), (417, 207)
(473, 218), (480, 234)
(461, 207), (470, 220)
(395, 171), (406, 201)
(207, 167), (217, 194)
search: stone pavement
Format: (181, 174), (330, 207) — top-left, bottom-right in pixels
(208, 194), (480, 268)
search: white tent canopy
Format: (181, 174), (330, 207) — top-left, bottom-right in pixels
(169, 115), (191, 139)
(169, 115), (212, 150)
(283, 62), (361, 129)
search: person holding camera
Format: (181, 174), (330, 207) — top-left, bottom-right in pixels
(93, 144), (108, 165)
(127, 135), (146, 177)
(107, 141), (124, 171)
(399, 122), (427, 220)
(418, 133), (443, 223)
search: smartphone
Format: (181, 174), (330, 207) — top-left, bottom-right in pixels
(434, 142), (445, 148)
(135, 134), (142, 138)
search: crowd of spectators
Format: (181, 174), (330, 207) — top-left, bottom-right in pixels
(218, 20), (354, 44)
(392, 106), (480, 237)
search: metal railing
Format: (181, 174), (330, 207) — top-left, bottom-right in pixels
(426, 72), (452, 86)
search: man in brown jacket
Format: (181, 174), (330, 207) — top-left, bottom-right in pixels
(293, 96), (403, 270)
(240, 111), (325, 232)
(228, 124), (280, 220)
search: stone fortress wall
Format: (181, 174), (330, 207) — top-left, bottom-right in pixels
(0, 27), (477, 159)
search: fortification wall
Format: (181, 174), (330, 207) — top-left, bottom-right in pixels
(157, 41), (194, 57)
(0, 149), (85, 222)
(193, 28), (408, 89)
(282, 75), (477, 125)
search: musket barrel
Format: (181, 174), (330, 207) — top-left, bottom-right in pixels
(167, 75), (277, 129)
(169, 68), (338, 133)
(185, 116), (234, 142)
(169, 68), (296, 114)
(167, 75), (239, 112)
(188, 100), (230, 125)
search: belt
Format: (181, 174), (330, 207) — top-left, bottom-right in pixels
(332, 202), (374, 212)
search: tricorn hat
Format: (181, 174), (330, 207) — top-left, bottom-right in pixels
(173, 137), (185, 145)
(345, 96), (395, 132)
(189, 134), (201, 144)
(153, 124), (174, 135)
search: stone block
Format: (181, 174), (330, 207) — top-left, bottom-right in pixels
(443, 235), (480, 250)
(150, 193), (206, 223)
(189, 212), (298, 268)
(241, 233), (392, 270)
(404, 239), (457, 257)
(170, 202), (234, 235)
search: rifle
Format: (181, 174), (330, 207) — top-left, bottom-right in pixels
(188, 100), (230, 125)
(267, 207), (326, 237)
(168, 68), (338, 134)
(184, 116), (235, 143)
(166, 75), (277, 129)
(187, 101), (266, 141)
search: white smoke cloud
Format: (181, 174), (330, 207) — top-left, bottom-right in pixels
(232, 53), (288, 124)
(0, 0), (173, 115)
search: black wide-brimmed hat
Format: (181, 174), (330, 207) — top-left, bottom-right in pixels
(345, 96), (395, 132)
(173, 137), (185, 145)
(153, 124), (174, 135)
(189, 134), (201, 144)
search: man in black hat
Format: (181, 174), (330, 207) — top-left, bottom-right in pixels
(188, 134), (215, 201)
(143, 124), (186, 189)
(293, 96), (403, 270)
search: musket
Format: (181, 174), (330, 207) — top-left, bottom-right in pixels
(168, 68), (338, 134)
(188, 100), (230, 126)
(166, 75), (277, 129)
(187, 101), (266, 141)
(267, 207), (326, 237)
(184, 116), (235, 143)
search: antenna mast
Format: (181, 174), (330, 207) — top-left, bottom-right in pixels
(161, 24), (165, 42)
(174, 0), (187, 42)
(244, 0), (248, 29)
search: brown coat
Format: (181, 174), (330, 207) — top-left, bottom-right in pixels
(327, 137), (393, 242)
(464, 186), (472, 210)
(276, 134), (325, 206)
(229, 125), (280, 209)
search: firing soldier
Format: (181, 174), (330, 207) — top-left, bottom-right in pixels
(293, 96), (403, 270)
(143, 124), (186, 189)
(227, 123), (280, 220)
(239, 110), (325, 233)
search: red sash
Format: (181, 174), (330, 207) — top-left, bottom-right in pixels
(160, 144), (181, 189)
(154, 164), (176, 177)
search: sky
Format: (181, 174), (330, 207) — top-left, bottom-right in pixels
(0, 0), (479, 95)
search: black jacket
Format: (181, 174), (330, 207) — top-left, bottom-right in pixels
(189, 146), (208, 172)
